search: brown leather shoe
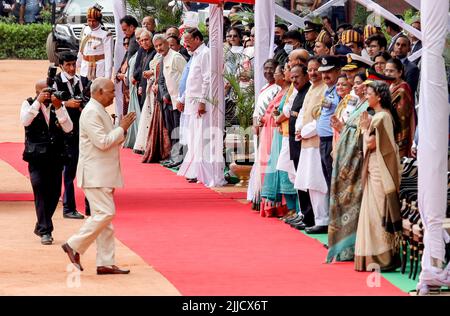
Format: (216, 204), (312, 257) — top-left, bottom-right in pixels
(97, 265), (130, 275)
(61, 243), (83, 271)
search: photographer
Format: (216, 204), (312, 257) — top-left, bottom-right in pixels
(20, 79), (73, 245)
(53, 51), (90, 219)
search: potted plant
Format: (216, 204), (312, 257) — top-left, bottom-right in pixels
(223, 64), (255, 187)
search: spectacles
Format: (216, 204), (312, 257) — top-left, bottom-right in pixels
(227, 34), (239, 38)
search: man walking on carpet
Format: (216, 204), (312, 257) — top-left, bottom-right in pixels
(62, 78), (136, 274)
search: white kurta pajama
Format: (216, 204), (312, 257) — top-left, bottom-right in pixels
(177, 43), (211, 180)
(294, 82), (329, 226)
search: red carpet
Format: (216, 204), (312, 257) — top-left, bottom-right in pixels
(218, 191), (248, 200)
(0, 193), (34, 201)
(0, 142), (406, 295)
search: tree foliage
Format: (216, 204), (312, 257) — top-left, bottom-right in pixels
(126, 0), (182, 31)
(0, 23), (52, 59)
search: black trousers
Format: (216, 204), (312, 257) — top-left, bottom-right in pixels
(320, 136), (333, 191)
(29, 160), (63, 236)
(62, 144), (90, 215)
(291, 140), (315, 227)
(166, 107), (186, 163)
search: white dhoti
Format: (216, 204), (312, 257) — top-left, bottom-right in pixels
(178, 114), (210, 180)
(67, 187), (116, 267)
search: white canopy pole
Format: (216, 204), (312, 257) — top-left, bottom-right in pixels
(112, 0), (126, 122)
(405, 0), (450, 32)
(198, 4), (226, 187)
(275, 4), (306, 28)
(254, 0), (275, 99)
(417, 0), (450, 293)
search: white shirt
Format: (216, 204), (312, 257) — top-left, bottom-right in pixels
(57, 71), (83, 97)
(20, 99), (73, 133)
(77, 25), (113, 79)
(184, 43), (210, 115)
(162, 49), (187, 110)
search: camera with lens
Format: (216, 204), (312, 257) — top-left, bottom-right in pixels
(73, 80), (92, 109)
(44, 65), (71, 104)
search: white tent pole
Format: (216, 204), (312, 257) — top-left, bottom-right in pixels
(275, 4), (306, 28)
(112, 0), (126, 122)
(254, 0), (275, 98)
(204, 3), (225, 187)
(417, 0), (450, 292)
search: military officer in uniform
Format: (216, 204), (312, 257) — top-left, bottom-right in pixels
(77, 4), (113, 86)
(304, 21), (322, 55)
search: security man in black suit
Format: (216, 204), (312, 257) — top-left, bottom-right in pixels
(20, 78), (73, 245)
(54, 51), (90, 219)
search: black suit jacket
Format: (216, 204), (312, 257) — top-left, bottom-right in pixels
(178, 46), (191, 62)
(410, 41), (422, 65)
(127, 33), (140, 63)
(289, 82), (311, 163)
(157, 59), (170, 105)
(403, 58), (420, 96)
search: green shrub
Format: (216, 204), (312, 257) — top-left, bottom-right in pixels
(0, 22), (51, 60)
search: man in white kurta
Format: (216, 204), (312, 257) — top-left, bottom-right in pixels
(294, 58), (328, 232)
(62, 78), (136, 274)
(177, 28), (210, 181)
(77, 5), (113, 84)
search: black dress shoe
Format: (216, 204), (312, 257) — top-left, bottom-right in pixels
(63, 211), (85, 219)
(284, 214), (300, 224)
(41, 234), (53, 245)
(305, 225), (328, 234)
(166, 161), (182, 168)
(160, 159), (172, 165)
(293, 221), (307, 230)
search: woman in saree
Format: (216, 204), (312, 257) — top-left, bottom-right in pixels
(384, 58), (416, 158)
(354, 80), (402, 272)
(142, 54), (172, 163)
(327, 72), (369, 263)
(260, 64), (297, 217)
(332, 74), (353, 156)
(247, 59), (281, 208)
(133, 53), (162, 154)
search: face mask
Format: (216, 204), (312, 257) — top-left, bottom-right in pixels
(284, 44), (294, 54)
(64, 71), (75, 81)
